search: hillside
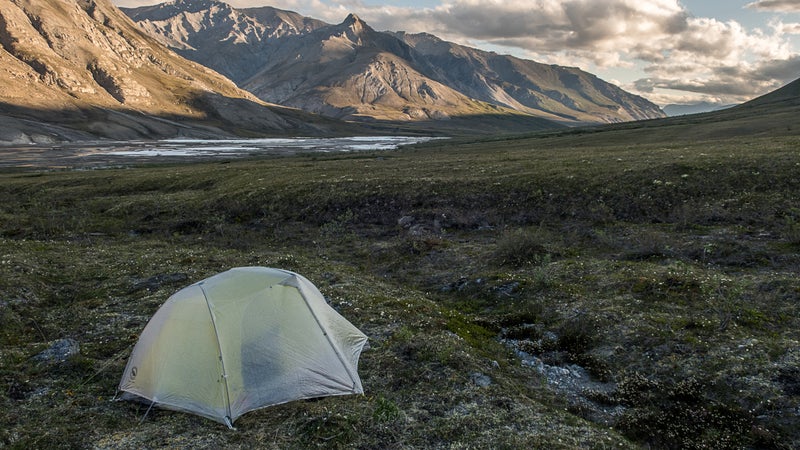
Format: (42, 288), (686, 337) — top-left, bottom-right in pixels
(733, 76), (800, 110)
(0, 0), (351, 144)
(672, 76), (800, 135)
(123, 0), (665, 128)
(538, 76), (800, 144)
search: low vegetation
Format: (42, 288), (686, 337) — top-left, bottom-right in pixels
(1, 130), (799, 448)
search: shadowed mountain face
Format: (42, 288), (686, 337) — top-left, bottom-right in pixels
(123, 0), (666, 126)
(0, 0), (347, 144)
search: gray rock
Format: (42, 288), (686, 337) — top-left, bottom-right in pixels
(470, 372), (492, 387)
(494, 281), (520, 297)
(398, 216), (415, 228)
(33, 338), (80, 363)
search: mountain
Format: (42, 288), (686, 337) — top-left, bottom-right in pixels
(123, 1), (665, 128)
(0, 0), (348, 144)
(392, 32), (663, 124)
(689, 76), (800, 136)
(240, 13), (549, 125)
(123, 0), (328, 84)
(662, 102), (735, 116)
(125, 4), (556, 127)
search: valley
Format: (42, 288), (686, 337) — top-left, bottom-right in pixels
(1, 0), (799, 448)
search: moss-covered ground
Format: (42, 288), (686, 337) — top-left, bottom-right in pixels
(1, 130), (799, 448)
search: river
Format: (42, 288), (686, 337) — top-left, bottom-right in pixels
(0, 136), (440, 170)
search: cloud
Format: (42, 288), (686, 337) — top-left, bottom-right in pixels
(635, 74), (778, 98)
(632, 53), (800, 105)
(430, 1), (799, 104)
(754, 54), (800, 80)
(380, 0), (691, 54)
(772, 20), (800, 34)
(745, 0), (800, 13)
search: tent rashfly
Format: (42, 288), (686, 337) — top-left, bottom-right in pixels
(117, 267), (368, 428)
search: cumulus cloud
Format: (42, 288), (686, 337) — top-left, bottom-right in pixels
(745, 0), (800, 13)
(369, 0), (693, 58)
(631, 53), (800, 104)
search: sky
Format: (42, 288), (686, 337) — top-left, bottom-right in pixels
(112, 0), (800, 107)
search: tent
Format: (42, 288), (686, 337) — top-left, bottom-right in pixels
(117, 267), (368, 428)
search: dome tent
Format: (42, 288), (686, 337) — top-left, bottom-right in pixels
(117, 267), (368, 428)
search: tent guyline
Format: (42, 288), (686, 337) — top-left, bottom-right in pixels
(117, 267), (368, 428)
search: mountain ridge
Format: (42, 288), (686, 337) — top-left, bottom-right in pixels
(123, 1), (666, 127)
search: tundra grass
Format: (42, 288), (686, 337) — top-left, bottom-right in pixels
(1, 132), (799, 448)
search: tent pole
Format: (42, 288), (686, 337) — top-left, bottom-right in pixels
(199, 283), (235, 425)
(292, 278), (362, 392)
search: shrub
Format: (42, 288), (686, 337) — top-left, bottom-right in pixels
(491, 228), (551, 268)
(613, 374), (779, 449)
(556, 314), (600, 356)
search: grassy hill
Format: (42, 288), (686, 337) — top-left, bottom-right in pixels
(2, 91), (800, 447)
(529, 77), (800, 144)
